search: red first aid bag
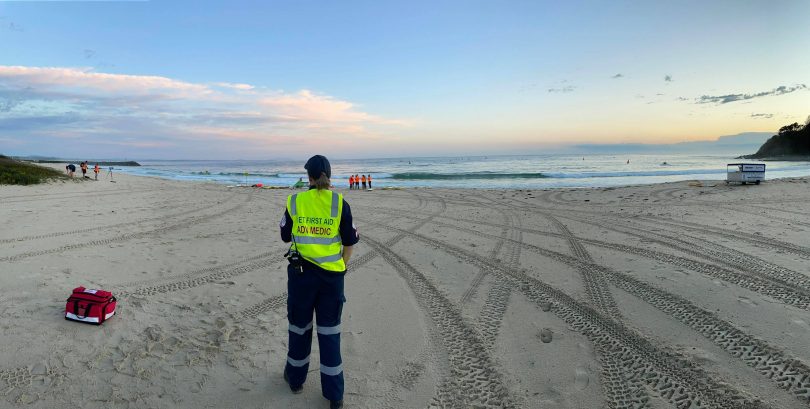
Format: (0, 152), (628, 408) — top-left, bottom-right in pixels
(65, 287), (117, 325)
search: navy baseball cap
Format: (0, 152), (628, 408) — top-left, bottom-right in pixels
(304, 155), (331, 179)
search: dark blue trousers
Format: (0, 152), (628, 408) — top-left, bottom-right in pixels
(284, 263), (346, 401)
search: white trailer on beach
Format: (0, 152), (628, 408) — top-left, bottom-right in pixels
(726, 163), (765, 185)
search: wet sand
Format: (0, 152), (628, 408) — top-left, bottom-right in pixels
(1, 168), (809, 408)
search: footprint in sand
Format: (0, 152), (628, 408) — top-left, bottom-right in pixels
(574, 366), (590, 390)
(539, 328), (553, 343)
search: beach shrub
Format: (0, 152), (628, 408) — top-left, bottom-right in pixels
(0, 155), (67, 185)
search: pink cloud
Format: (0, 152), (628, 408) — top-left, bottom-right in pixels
(0, 66), (209, 97)
(213, 82), (255, 91)
(0, 65), (407, 157)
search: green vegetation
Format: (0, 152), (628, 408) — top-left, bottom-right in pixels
(0, 155), (67, 185)
(743, 116), (810, 159)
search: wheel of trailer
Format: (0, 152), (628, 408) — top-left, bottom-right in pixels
(755, 180), (760, 185)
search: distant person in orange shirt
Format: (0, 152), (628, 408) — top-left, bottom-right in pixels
(354, 174), (359, 190)
(348, 175), (354, 190)
(367, 174), (372, 189)
(361, 174), (367, 189)
(94, 164), (100, 180)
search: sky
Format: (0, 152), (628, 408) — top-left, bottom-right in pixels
(1, 0), (809, 160)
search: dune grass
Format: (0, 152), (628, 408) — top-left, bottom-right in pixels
(0, 155), (67, 185)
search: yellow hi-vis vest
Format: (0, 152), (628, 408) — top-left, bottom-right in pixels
(286, 189), (346, 272)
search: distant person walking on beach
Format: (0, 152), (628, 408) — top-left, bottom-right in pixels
(94, 163), (100, 180)
(280, 155), (358, 409)
(361, 174), (367, 189)
(348, 174), (354, 190)
(80, 162), (88, 178)
(354, 174), (360, 190)
(65, 164), (76, 178)
(367, 174), (372, 188)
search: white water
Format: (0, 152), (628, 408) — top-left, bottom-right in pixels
(112, 154), (810, 189)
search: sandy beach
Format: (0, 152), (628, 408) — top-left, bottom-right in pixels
(1, 168), (810, 409)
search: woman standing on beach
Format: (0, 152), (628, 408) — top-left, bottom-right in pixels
(279, 154), (359, 409)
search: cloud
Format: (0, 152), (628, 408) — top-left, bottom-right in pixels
(0, 97), (21, 113)
(213, 82), (254, 90)
(0, 66), (210, 100)
(697, 84), (808, 104)
(0, 65), (406, 158)
(611, 73), (623, 79)
(0, 114), (82, 131)
(750, 113), (774, 119)
(664, 75), (673, 82)
(547, 86), (576, 93)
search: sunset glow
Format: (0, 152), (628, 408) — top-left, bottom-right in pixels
(1, 1), (808, 159)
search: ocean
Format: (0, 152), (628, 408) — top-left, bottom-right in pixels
(111, 154), (810, 189)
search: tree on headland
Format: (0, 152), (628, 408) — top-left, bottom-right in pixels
(743, 117), (810, 159)
(779, 122), (802, 135)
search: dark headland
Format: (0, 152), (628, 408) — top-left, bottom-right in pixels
(739, 118), (810, 160)
(24, 159), (141, 166)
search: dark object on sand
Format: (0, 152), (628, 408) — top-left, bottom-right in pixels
(540, 328), (553, 343)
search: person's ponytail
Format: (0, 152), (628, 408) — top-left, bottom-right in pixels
(314, 173), (331, 190)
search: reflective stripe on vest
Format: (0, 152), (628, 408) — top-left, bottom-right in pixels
(287, 190), (346, 272)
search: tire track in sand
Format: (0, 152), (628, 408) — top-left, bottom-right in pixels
(0, 192), (240, 245)
(364, 235), (515, 409)
(543, 213), (651, 409)
(0, 192), (253, 263)
(552, 211), (810, 295)
(241, 189), (433, 319)
(458, 199), (509, 306)
(637, 217), (810, 258)
(379, 218), (810, 406)
(479, 195), (810, 405)
(476, 193), (651, 408)
(372, 223), (768, 409)
(235, 190), (451, 408)
(0, 188), (156, 204)
(364, 205), (810, 311)
(476, 212), (520, 351)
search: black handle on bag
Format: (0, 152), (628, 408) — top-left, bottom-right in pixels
(73, 300), (92, 319)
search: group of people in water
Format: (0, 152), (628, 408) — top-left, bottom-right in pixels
(349, 174), (371, 190)
(65, 161), (102, 180)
